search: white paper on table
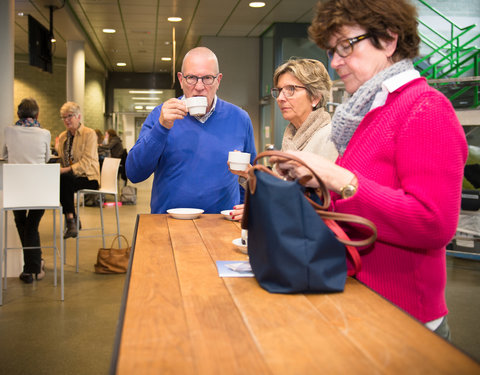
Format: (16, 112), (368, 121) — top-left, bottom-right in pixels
(216, 260), (254, 277)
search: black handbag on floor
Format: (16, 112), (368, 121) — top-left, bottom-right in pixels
(242, 151), (377, 294)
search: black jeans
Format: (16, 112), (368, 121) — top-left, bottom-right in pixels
(13, 209), (45, 274)
(60, 172), (99, 215)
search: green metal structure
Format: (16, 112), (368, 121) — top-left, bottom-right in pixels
(414, 0), (479, 108)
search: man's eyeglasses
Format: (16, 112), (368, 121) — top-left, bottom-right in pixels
(181, 74), (218, 86)
(271, 85), (307, 99)
(60, 113), (77, 121)
(326, 33), (371, 59)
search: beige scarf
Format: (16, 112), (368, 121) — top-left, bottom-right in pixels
(282, 109), (331, 151)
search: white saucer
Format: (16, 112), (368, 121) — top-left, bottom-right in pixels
(167, 208), (204, 220)
(220, 210), (234, 220)
(232, 238), (247, 254)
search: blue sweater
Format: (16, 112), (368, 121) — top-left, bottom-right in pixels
(126, 98), (257, 213)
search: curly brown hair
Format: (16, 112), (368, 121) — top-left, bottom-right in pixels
(308, 0), (420, 62)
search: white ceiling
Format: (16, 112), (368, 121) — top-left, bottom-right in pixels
(15, 0), (320, 74)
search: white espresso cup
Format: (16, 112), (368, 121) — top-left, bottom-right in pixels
(228, 151), (251, 171)
(185, 96), (208, 116)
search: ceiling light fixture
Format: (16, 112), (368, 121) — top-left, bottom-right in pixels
(103, 28), (116, 33)
(134, 106), (144, 110)
(249, 2), (266, 7)
(132, 97), (160, 100)
(167, 17), (182, 22)
(161, 57), (172, 61)
(129, 90), (164, 94)
(116, 62), (127, 66)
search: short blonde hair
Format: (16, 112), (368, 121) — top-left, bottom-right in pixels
(60, 101), (81, 117)
(273, 58), (332, 108)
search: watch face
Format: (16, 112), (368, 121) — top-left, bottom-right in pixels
(341, 184), (357, 199)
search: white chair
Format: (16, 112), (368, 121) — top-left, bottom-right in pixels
(1, 164), (64, 305)
(74, 157), (122, 272)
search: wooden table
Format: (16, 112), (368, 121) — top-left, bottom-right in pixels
(111, 214), (480, 374)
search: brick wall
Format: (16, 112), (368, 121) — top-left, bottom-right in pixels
(14, 54), (106, 146)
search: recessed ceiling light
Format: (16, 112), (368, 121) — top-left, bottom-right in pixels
(116, 62), (127, 66)
(51, 38), (56, 43)
(17, 12), (24, 16)
(134, 106), (143, 110)
(161, 57), (172, 61)
(146, 106), (156, 110)
(103, 28), (116, 33)
(249, 2), (266, 7)
(167, 17), (182, 22)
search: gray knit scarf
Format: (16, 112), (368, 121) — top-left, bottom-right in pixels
(331, 59), (414, 155)
(282, 108), (331, 151)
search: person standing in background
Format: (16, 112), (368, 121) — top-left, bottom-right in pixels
(2, 98), (51, 283)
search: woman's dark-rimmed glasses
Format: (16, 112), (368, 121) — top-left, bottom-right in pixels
(271, 85), (307, 99)
(326, 34), (371, 59)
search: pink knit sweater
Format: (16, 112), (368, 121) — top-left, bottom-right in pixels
(333, 77), (468, 323)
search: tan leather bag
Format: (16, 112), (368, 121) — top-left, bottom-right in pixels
(94, 235), (131, 274)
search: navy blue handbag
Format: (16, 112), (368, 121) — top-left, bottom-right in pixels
(242, 151), (377, 294)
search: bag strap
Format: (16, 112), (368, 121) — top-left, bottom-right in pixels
(250, 151), (331, 209)
(107, 234), (130, 250)
(323, 219), (361, 276)
(249, 150), (377, 248)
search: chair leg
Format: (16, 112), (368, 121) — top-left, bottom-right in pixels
(0, 210), (4, 305)
(75, 192), (81, 273)
(64, 238), (67, 265)
(115, 193), (121, 248)
(60, 208), (64, 301)
(53, 210), (57, 286)
(4, 210), (8, 290)
(99, 194), (106, 248)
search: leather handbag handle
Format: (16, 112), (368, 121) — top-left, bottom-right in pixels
(250, 151), (331, 209)
(107, 234), (130, 250)
(249, 151), (377, 248)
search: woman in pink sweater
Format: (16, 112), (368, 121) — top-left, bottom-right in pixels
(273, 0), (468, 340)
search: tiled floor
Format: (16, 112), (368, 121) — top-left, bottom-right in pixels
(0, 177), (479, 374)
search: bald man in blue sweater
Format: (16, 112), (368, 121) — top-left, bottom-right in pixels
(126, 47), (256, 213)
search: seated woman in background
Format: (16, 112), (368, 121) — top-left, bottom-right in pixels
(57, 101), (100, 238)
(2, 98), (51, 283)
(229, 58), (337, 219)
(99, 129), (124, 159)
(95, 129), (110, 167)
(94, 129), (104, 146)
(271, 0), (467, 340)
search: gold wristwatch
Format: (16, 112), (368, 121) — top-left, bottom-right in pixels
(340, 176), (358, 199)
